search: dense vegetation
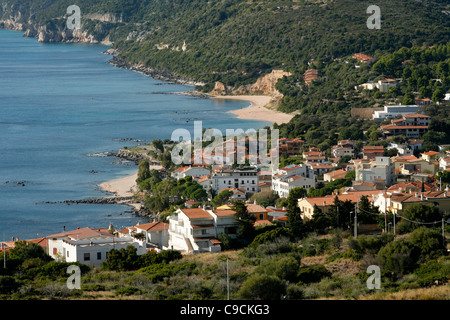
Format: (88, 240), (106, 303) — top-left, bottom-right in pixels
(1, 0), (449, 88)
(1, 225), (448, 300)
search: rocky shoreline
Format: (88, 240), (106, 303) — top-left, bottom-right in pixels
(108, 54), (205, 87)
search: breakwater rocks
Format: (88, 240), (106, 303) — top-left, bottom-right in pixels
(115, 148), (149, 164)
(43, 196), (134, 205)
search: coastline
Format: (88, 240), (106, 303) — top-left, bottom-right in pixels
(212, 95), (295, 125)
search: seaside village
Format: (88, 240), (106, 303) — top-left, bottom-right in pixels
(2, 54), (450, 267)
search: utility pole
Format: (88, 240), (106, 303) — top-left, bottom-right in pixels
(443, 218), (446, 246)
(384, 192), (387, 233)
(227, 258), (230, 300)
(393, 212), (396, 236)
(354, 202), (358, 238)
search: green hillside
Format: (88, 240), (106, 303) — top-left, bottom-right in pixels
(1, 0), (449, 90)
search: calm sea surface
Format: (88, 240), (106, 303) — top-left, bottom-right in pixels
(0, 29), (270, 240)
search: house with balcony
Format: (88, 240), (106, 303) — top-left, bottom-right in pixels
(278, 138), (304, 155)
(363, 146), (385, 159)
(379, 113), (430, 139)
(354, 157), (395, 188)
(211, 167), (259, 194)
(439, 156), (450, 171)
(168, 207), (237, 254)
(332, 140), (355, 158)
(373, 190), (450, 215)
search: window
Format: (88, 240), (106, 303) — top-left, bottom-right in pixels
(202, 229), (207, 235)
(97, 252), (102, 260)
(84, 253), (90, 261)
(67, 251), (69, 257)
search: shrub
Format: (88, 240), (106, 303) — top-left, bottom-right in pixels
(137, 262), (197, 283)
(238, 273), (286, 300)
(342, 249), (362, 261)
(258, 256), (300, 282)
(115, 286), (141, 296)
(0, 276), (21, 294)
(397, 203), (442, 233)
(249, 228), (288, 247)
(407, 227), (446, 262)
(413, 259), (450, 287)
(378, 239), (416, 276)
(297, 264), (332, 284)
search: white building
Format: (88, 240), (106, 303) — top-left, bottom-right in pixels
(134, 221), (169, 250)
(354, 156), (395, 188)
(47, 227), (146, 267)
(439, 156), (450, 171)
(331, 140), (356, 158)
(355, 79), (400, 92)
(171, 165), (211, 180)
(272, 174), (316, 198)
(376, 79), (401, 92)
(275, 164), (314, 179)
(372, 105), (419, 120)
(168, 207), (237, 254)
(211, 167), (259, 194)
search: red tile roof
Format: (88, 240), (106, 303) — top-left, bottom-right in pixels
(403, 113), (430, 118)
(180, 208), (212, 219)
(135, 221), (169, 232)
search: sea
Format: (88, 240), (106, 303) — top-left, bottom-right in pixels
(0, 29), (271, 241)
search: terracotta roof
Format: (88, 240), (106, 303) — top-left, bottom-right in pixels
(325, 169), (347, 178)
(381, 125), (428, 130)
(180, 208), (212, 219)
(254, 220), (272, 227)
(212, 209), (236, 217)
(363, 146), (384, 150)
(301, 190), (383, 207)
(47, 227), (111, 239)
(403, 113), (430, 118)
(135, 221), (169, 232)
(393, 155), (418, 161)
(379, 78), (397, 82)
(352, 53), (373, 61)
(422, 151), (439, 156)
(246, 203), (267, 213)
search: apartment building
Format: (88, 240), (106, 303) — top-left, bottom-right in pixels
(354, 156), (395, 187)
(211, 167), (259, 194)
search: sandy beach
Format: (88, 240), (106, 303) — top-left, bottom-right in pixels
(99, 172), (139, 197)
(213, 95), (295, 125)
(99, 164), (163, 197)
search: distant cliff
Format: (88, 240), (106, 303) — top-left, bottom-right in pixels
(1, 0), (448, 110)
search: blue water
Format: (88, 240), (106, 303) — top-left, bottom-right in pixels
(0, 29), (271, 240)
